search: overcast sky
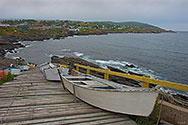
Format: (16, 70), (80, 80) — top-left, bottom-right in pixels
(0, 0), (188, 30)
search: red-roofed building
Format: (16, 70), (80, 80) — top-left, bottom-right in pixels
(0, 24), (10, 28)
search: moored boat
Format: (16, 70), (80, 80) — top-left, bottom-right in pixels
(60, 69), (159, 116)
(40, 63), (69, 81)
(19, 65), (30, 71)
(44, 67), (69, 81)
(3, 67), (21, 76)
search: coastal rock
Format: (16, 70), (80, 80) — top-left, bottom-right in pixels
(128, 71), (144, 76)
(107, 65), (140, 86)
(51, 56), (60, 61)
(0, 49), (6, 56)
(126, 64), (137, 68)
(74, 31), (108, 36)
(107, 66), (126, 73)
(51, 56), (100, 68)
(0, 56), (26, 68)
(0, 40), (25, 56)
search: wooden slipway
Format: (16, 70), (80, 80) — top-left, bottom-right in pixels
(0, 67), (136, 125)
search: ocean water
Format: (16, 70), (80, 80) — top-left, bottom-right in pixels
(6, 32), (188, 94)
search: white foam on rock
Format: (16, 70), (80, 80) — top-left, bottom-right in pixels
(74, 52), (84, 57)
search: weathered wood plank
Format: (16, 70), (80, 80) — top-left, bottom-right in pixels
(73, 118), (136, 125)
(0, 98), (80, 108)
(0, 103), (90, 115)
(1, 108), (102, 123)
(33, 115), (127, 125)
(0, 92), (70, 99)
(0, 100), (79, 109)
(5, 112), (112, 125)
(161, 101), (188, 125)
(94, 119), (137, 125)
(0, 87), (64, 94)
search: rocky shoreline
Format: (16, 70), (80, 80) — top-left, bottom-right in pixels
(0, 30), (108, 67)
(0, 30), (107, 56)
(51, 56), (140, 87)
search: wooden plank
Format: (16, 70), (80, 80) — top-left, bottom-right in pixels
(0, 89), (67, 95)
(0, 103), (90, 115)
(0, 94), (74, 103)
(33, 115), (126, 125)
(0, 83), (61, 89)
(161, 101), (188, 125)
(0, 99), (80, 109)
(1, 105), (95, 119)
(7, 111), (112, 125)
(97, 119), (137, 125)
(0, 86), (65, 93)
(1, 108), (102, 123)
(0, 98), (79, 108)
(74, 118), (136, 125)
(0, 92), (70, 99)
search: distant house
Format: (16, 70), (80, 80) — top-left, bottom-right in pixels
(69, 29), (80, 32)
(0, 24), (10, 28)
(32, 24), (50, 30)
(11, 25), (18, 28)
(17, 24), (29, 31)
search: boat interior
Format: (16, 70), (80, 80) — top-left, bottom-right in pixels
(64, 75), (115, 89)
(61, 69), (148, 91)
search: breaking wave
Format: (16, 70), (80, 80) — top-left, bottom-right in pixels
(74, 52), (84, 57)
(73, 52), (157, 79)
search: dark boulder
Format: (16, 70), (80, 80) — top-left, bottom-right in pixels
(126, 64), (137, 68)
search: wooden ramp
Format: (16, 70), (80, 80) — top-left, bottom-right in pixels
(0, 67), (136, 125)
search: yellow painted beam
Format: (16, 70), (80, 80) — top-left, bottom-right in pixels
(56, 64), (69, 68)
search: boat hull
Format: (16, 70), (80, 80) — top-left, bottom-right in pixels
(44, 68), (69, 81)
(62, 77), (158, 116)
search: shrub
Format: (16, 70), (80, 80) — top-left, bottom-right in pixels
(0, 72), (14, 85)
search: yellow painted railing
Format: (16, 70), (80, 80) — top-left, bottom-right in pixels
(57, 64), (69, 68)
(74, 64), (188, 91)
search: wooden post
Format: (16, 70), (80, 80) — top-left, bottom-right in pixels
(57, 68), (65, 90)
(72, 84), (77, 103)
(86, 69), (90, 74)
(76, 66), (79, 71)
(104, 69), (109, 80)
(141, 75), (150, 88)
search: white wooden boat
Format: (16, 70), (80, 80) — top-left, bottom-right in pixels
(60, 69), (159, 116)
(4, 68), (21, 75)
(43, 65), (69, 81)
(10, 68), (21, 75)
(39, 62), (49, 72)
(20, 65), (30, 71)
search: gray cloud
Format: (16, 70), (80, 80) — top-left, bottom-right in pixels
(0, 0), (187, 30)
